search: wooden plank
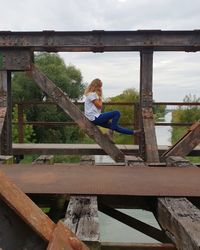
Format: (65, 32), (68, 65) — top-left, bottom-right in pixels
(157, 198), (200, 250)
(162, 121), (200, 158)
(47, 221), (89, 250)
(64, 156), (100, 249)
(33, 155), (54, 165)
(64, 196), (100, 242)
(101, 242), (177, 250)
(125, 155), (145, 167)
(1, 164), (200, 196)
(0, 155), (13, 164)
(157, 156), (200, 250)
(12, 143), (200, 156)
(30, 66), (125, 162)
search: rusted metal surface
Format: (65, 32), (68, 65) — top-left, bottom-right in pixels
(30, 66), (125, 162)
(140, 51), (159, 162)
(0, 30), (200, 52)
(0, 49), (32, 71)
(1, 164), (200, 196)
(0, 170), (55, 242)
(0, 199), (46, 250)
(0, 170), (90, 249)
(162, 121), (200, 158)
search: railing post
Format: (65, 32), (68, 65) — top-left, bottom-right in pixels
(18, 103), (24, 143)
(133, 102), (140, 145)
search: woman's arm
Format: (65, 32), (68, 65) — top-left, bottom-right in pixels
(92, 99), (102, 109)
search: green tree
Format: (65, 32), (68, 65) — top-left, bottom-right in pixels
(12, 52), (85, 143)
(104, 88), (139, 144)
(153, 103), (166, 121)
(171, 94), (200, 143)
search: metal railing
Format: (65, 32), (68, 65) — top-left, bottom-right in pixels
(13, 101), (200, 143)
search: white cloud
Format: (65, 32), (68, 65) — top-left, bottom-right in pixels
(0, 0), (200, 101)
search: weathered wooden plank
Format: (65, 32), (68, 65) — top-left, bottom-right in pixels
(162, 121), (200, 158)
(64, 156), (100, 249)
(64, 196), (100, 242)
(0, 155), (13, 164)
(12, 143), (200, 156)
(125, 155), (145, 167)
(2, 164), (200, 196)
(157, 156), (200, 250)
(157, 198), (200, 250)
(30, 66), (125, 162)
(33, 155), (54, 165)
(47, 221), (89, 250)
(101, 242), (177, 250)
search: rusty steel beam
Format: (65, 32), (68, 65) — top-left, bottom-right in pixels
(162, 121), (200, 158)
(0, 50), (32, 71)
(1, 164), (200, 196)
(0, 30), (200, 52)
(0, 170), (89, 249)
(140, 51), (159, 162)
(12, 143), (200, 156)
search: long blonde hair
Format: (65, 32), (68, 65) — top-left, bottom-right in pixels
(84, 78), (102, 98)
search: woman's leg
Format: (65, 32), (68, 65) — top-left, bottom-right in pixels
(93, 111), (120, 129)
(93, 110), (134, 135)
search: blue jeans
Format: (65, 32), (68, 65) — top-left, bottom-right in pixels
(92, 110), (134, 135)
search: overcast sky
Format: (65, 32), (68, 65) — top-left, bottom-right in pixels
(0, 0), (200, 101)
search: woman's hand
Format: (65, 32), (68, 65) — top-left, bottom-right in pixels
(92, 99), (102, 109)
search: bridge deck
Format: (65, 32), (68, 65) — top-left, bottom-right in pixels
(1, 164), (200, 196)
(12, 143), (200, 156)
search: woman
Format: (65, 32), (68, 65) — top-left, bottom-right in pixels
(84, 78), (141, 135)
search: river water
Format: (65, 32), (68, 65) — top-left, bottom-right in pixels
(96, 112), (172, 243)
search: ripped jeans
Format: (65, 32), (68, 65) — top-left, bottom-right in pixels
(92, 110), (134, 135)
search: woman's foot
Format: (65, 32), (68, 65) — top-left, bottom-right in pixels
(134, 129), (142, 134)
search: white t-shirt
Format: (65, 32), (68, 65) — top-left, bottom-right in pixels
(84, 92), (101, 121)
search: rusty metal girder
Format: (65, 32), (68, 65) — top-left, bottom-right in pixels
(142, 107), (154, 119)
(0, 49), (32, 71)
(162, 121), (200, 158)
(1, 164), (200, 197)
(0, 30), (200, 52)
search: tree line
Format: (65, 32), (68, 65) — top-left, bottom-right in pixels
(12, 52), (199, 148)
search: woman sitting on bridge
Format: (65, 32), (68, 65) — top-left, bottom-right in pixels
(84, 78), (141, 135)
